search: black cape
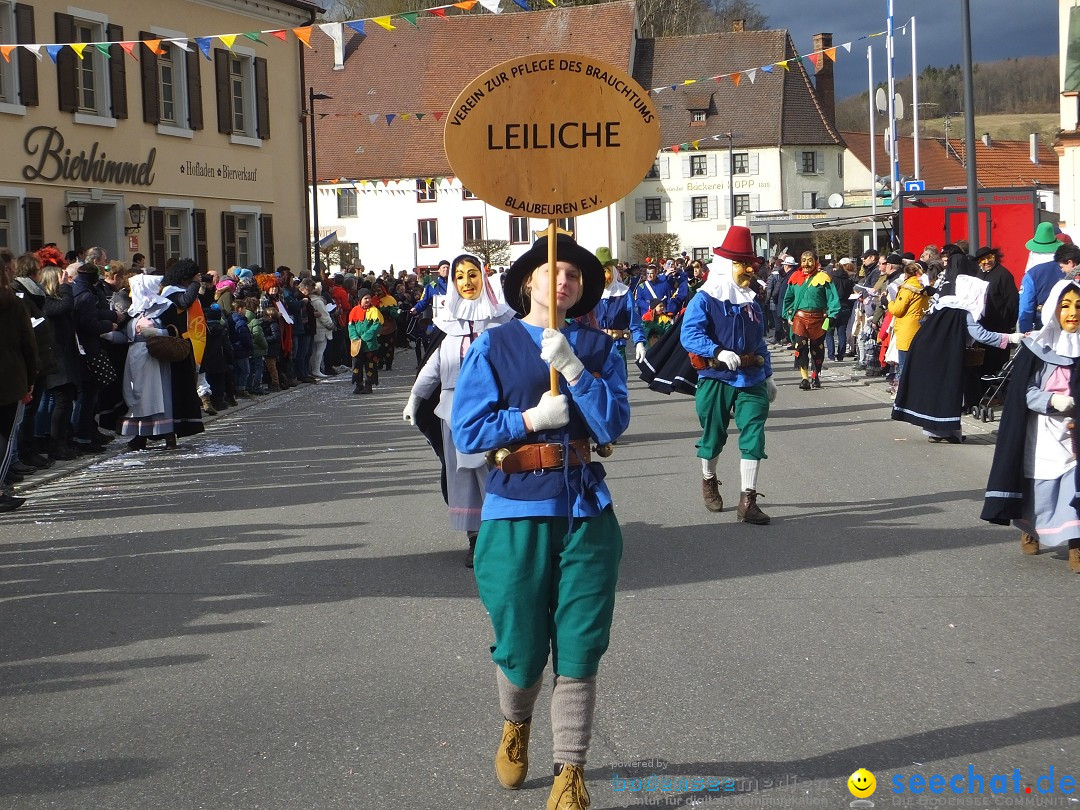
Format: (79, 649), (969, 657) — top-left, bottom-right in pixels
(637, 309), (697, 396)
(891, 308), (967, 433)
(412, 327), (448, 505)
(981, 342), (1080, 523)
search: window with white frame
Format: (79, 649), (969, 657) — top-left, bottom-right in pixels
(157, 43), (191, 125)
(229, 53), (253, 136)
(463, 217), (483, 242)
(338, 188), (357, 218)
(235, 213), (252, 267)
(644, 198), (662, 222)
(462, 187), (477, 200)
(418, 219), (437, 247)
(510, 216), (529, 244)
(0, 199), (11, 248)
(163, 209), (184, 264)
(692, 247), (711, 264)
(734, 194), (751, 216)
(416, 179), (436, 203)
(691, 196), (708, 220)
(691, 110), (706, 123)
(732, 153), (750, 174)
(74, 19), (105, 115)
(689, 155), (708, 176)
(0, 3), (16, 105)
(645, 161), (660, 179)
(557, 217), (575, 234)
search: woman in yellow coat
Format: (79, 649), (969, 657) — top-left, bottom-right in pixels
(888, 259), (932, 384)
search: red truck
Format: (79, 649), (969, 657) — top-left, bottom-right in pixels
(899, 186), (1050, 286)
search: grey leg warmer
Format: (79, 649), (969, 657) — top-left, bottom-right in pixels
(550, 675), (597, 767)
(497, 667), (543, 723)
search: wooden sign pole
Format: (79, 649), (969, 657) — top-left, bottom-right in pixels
(547, 219), (559, 394)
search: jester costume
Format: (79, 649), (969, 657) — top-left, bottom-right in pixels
(782, 256), (841, 389)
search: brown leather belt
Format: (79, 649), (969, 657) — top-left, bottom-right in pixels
(496, 440), (591, 474)
(603, 329), (631, 340)
(738, 354), (765, 367)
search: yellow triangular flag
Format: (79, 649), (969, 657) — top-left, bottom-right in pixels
(691, 140), (700, 149)
(70, 43), (88, 59)
(682, 78), (696, 85)
(777, 60), (790, 71)
(373, 16), (395, 31)
(219, 34), (237, 49)
(293, 27), (313, 47)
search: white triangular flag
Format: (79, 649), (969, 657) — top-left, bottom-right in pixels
(746, 68), (756, 84)
(478, 0), (501, 13)
(842, 42), (852, 53)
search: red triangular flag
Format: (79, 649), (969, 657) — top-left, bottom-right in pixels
(428, 6), (447, 16)
(433, 111), (444, 121)
(269, 30), (287, 41)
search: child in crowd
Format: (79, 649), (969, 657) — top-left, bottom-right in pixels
(245, 298), (267, 394)
(640, 298), (675, 345)
(261, 306), (284, 391)
(348, 288), (383, 394)
(201, 304), (231, 412)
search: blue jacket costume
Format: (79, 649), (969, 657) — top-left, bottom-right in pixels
(1018, 260), (1065, 332)
(413, 276), (448, 314)
(680, 291), (772, 387)
(452, 319), (629, 519)
(593, 288), (640, 348)
(635, 276), (674, 317)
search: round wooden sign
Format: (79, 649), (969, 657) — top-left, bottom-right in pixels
(444, 53), (660, 218)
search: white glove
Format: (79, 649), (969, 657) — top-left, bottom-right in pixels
(524, 392), (570, 432)
(1007, 332), (1023, 345)
(634, 342), (647, 363)
(715, 349), (741, 370)
(766, 376), (778, 403)
(402, 394), (421, 424)
(540, 328), (585, 382)
(1050, 394), (1074, 413)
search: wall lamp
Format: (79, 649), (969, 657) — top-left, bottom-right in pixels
(125, 203), (147, 235)
(61, 200), (85, 235)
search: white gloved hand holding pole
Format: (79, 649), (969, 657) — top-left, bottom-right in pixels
(634, 342), (647, 364)
(524, 392), (570, 432)
(1050, 393), (1075, 413)
(402, 394), (421, 424)
(541, 328), (585, 383)
(765, 376), (778, 402)
(715, 349), (741, 370)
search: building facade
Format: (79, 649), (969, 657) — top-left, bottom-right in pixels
(0, 0), (316, 270)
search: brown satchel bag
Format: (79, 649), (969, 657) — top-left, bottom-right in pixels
(145, 324), (193, 363)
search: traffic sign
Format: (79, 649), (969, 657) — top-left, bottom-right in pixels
(904, 180), (926, 192)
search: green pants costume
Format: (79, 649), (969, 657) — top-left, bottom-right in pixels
(473, 510), (622, 689)
(694, 377), (769, 461)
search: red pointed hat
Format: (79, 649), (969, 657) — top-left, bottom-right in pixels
(713, 226), (761, 265)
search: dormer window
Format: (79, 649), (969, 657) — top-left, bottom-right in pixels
(691, 109), (707, 125)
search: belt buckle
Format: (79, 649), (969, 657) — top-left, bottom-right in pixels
(543, 442), (565, 467)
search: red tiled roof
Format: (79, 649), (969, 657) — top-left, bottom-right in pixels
(635, 30), (841, 151)
(841, 131), (1058, 189)
(306, 1), (638, 181)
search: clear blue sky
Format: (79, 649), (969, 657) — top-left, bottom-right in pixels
(753, 0), (1058, 99)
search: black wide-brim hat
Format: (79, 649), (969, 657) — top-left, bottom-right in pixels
(973, 246), (1000, 260)
(504, 234), (604, 318)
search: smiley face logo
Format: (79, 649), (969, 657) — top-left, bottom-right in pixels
(847, 768), (876, 798)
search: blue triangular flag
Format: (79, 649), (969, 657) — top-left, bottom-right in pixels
(346, 20), (365, 36)
(512, 0), (529, 9)
(46, 44), (63, 63)
(386, 114), (396, 126)
(760, 64), (773, 73)
(195, 37), (212, 60)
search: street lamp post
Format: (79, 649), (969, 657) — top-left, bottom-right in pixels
(308, 87), (332, 276)
(726, 131), (735, 226)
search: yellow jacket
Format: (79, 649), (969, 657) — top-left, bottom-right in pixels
(887, 275), (929, 351)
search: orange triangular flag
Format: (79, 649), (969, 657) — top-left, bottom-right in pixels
(825, 47), (837, 61)
(453, 0), (478, 9)
(0, 45), (14, 62)
(732, 72), (742, 87)
(270, 30), (287, 41)
(143, 38), (164, 55)
(293, 27), (313, 47)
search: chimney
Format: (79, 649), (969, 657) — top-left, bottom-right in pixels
(812, 33), (835, 128)
(982, 132), (992, 148)
(731, 19), (745, 32)
(1030, 133), (1040, 165)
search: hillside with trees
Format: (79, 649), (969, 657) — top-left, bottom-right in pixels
(835, 55), (1059, 139)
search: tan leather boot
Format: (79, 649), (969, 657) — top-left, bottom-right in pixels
(1069, 542), (1080, 573)
(737, 489), (770, 524)
(495, 719), (530, 789)
(1020, 533), (1039, 555)
(547, 763), (590, 810)
(701, 477), (723, 512)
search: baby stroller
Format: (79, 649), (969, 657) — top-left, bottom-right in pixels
(972, 348), (1018, 422)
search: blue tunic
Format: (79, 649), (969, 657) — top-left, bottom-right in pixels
(451, 319), (630, 519)
(680, 292), (772, 388)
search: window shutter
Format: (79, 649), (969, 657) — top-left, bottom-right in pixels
(139, 30), (159, 124)
(149, 207), (166, 271)
(260, 213), (274, 269)
(54, 13), (76, 113)
(706, 153), (717, 176)
(708, 196), (718, 220)
(106, 24), (127, 119)
(681, 155), (691, 177)
(662, 200), (671, 222)
(254, 56), (270, 139)
(816, 151), (825, 174)
(14, 4), (38, 107)
(682, 198), (693, 221)
(723, 196), (731, 219)
(719, 153), (730, 175)
(749, 153), (759, 174)
(186, 48), (203, 130)
(221, 212), (237, 268)
(635, 199), (645, 223)
(192, 209), (208, 270)
(659, 157), (669, 179)
(214, 49), (231, 134)
(23, 197), (43, 251)
(751, 194), (760, 211)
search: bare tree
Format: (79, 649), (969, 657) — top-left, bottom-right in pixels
(631, 233), (681, 264)
(464, 239), (511, 268)
(812, 229), (855, 264)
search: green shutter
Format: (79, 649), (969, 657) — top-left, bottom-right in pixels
(1066, 7), (1080, 94)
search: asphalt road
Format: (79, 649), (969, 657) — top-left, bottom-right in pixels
(1, 353), (1077, 810)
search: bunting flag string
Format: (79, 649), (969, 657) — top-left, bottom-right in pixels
(0, 0), (544, 58)
(646, 25), (898, 96)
